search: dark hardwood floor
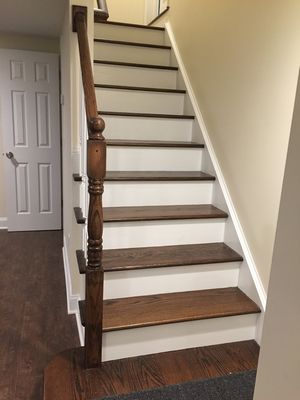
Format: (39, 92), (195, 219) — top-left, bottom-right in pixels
(44, 341), (259, 400)
(0, 230), (79, 400)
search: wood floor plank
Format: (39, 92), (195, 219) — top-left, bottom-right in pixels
(44, 341), (260, 400)
(80, 288), (260, 331)
(0, 231), (79, 400)
(103, 204), (228, 222)
(105, 171), (215, 181)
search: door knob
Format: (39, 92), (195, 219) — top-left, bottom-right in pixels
(6, 152), (14, 159)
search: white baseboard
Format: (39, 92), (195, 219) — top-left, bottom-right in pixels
(75, 312), (84, 347)
(62, 235), (84, 346)
(62, 239), (80, 314)
(0, 217), (7, 230)
(165, 22), (267, 311)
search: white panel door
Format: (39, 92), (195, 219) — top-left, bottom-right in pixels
(0, 50), (61, 231)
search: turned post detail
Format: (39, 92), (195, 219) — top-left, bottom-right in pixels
(73, 6), (106, 368)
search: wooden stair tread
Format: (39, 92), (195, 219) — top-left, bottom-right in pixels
(103, 204), (228, 222)
(76, 172), (214, 182)
(73, 174), (82, 182)
(79, 288), (261, 331)
(102, 242), (242, 271)
(100, 111), (194, 119)
(72, 173), (82, 182)
(95, 83), (186, 94)
(74, 203), (225, 225)
(74, 207), (86, 224)
(105, 171), (215, 181)
(94, 38), (171, 50)
(94, 18), (165, 31)
(76, 250), (86, 274)
(76, 242), (243, 274)
(94, 59), (178, 70)
(106, 139), (204, 148)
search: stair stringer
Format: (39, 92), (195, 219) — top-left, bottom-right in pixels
(164, 21), (266, 343)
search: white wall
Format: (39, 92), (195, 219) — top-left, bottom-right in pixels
(254, 71), (300, 400)
(153, 0), (300, 292)
(105, 0), (145, 24)
(0, 33), (59, 220)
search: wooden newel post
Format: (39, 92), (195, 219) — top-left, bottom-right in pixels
(73, 6), (107, 368)
(85, 117), (106, 368)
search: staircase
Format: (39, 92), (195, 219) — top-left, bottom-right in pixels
(75, 16), (261, 361)
(44, 7), (261, 399)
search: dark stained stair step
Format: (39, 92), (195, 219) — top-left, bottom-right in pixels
(79, 287), (261, 331)
(76, 242), (243, 274)
(73, 173), (82, 182)
(94, 59), (178, 70)
(105, 171), (214, 181)
(94, 18), (165, 31)
(74, 204), (225, 225)
(100, 111), (194, 119)
(95, 83), (186, 94)
(106, 139), (204, 148)
(74, 207), (86, 224)
(74, 171), (214, 183)
(76, 250), (86, 274)
(73, 174), (82, 182)
(103, 204), (228, 223)
(94, 38), (171, 50)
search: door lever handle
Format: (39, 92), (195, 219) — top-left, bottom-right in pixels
(6, 152), (14, 159)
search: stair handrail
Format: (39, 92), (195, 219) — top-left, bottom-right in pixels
(96, 0), (109, 20)
(72, 5), (106, 368)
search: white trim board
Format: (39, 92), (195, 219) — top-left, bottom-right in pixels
(62, 234), (84, 346)
(0, 217), (7, 230)
(164, 22), (266, 311)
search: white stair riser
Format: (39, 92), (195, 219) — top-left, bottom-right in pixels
(94, 24), (166, 45)
(102, 115), (193, 141)
(103, 182), (213, 207)
(107, 147), (202, 171)
(94, 64), (177, 89)
(104, 262), (240, 299)
(96, 88), (185, 115)
(102, 314), (258, 361)
(94, 42), (171, 66)
(103, 220), (225, 249)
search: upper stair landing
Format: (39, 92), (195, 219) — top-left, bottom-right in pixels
(94, 20), (166, 45)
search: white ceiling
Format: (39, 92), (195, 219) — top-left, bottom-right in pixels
(0, 0), (67, 37)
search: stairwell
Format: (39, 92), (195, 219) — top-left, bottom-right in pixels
(44, 10), (262, 400)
